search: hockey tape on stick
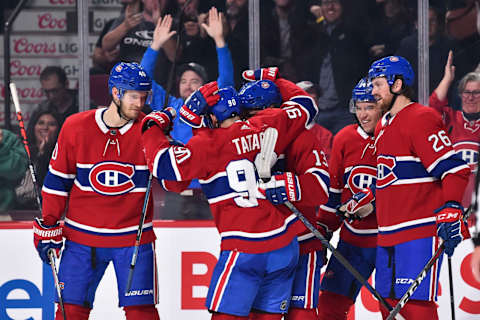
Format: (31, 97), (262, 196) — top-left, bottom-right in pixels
(285, 201), (406, 320)
(386, 242), (444, 320)
(48, 249), (67, 320)
(11, 83), (42, 209)
(257, 127), (278, 180)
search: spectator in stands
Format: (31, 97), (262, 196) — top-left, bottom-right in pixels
(15, 111), (61, 210)
(91, 18), (120, 75)
(102, 0), (176, 64)
(304, 0), (370, 134)
(0, 129), (28, 215)
(396, 5), (455, 96)
(260, 0), (316, 82)
(171, 4), (219, 81)
(368, 0), (414, 59)
(141, 8), (234, 144)
(224, 0), (249, 87)
(141, 9), (234, 220)
(32, 66), (79, 128)
(429, 50), (480, 209)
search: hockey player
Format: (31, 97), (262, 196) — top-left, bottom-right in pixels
(33, 62), (160, 319)
(316, 78), (381, 319)
(429, 50), (480, 208)
(238, 68), (331, 319)
(141, 78), (318, 319)
(346, 56), (470, 319)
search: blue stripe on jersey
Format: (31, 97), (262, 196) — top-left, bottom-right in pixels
(156, 149), (179, 180)
(221, 216), (299, 242)
(290, 96), (318, 126)
(43, 171), (75, 192)
(200, 175), (236, 200)
(429, 153), (468, 179)
(377, 157), (434, 189)
(324, 190), (341, 211)
(65, 221), (153, 237)
(310, 169), (330, 193)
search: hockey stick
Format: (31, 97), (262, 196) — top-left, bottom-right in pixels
(10, 83), (67, 320)
(125, 0), (194, 294)
(448, 257), (456, 320)
(257, 127), (405, 320)
(386, 242), (444, 320)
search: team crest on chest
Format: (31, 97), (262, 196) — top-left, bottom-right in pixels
(454, 141), (479, 172)
(89, 162), (136, 195)
(347, 165), (377, 194)
(376, 156), (398, 189)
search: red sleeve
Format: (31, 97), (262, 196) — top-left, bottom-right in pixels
(287, 130), (329, 207)
(429, 91), (455, 125)
(275, 78), (309, 101)
(142, 125), (213, 182)
(41, 118), (77, 225)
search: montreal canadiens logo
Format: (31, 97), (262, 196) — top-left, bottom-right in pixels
(376, 155), (397, 189)
(454, 141), (479, 171)
(89, 162), (135, 195)
(347, 165), (377, 194)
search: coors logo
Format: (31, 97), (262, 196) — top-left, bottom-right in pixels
(38, 13), (67, 30)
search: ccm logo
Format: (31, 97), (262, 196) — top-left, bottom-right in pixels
(437, 212), (460, 221)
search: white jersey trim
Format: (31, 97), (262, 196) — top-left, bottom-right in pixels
(305, 167), (329, 196)
(153, 147), (168, 178)
(199, 171), (227, 184)
(378, 216), (436, 233)
(440, 164), (470, 180)
(426, 150), (456, 173)
(220, 214), (297, 239)
(207, 192), (238, 204)
(49, 165), (76, 179)
(42, 186), (69, 197)
(65, 217), (153, 234)
(391, 177), (436, 185)
(344, 221), (378, 234)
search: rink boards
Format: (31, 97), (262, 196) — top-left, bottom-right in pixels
(0, 221), (479, 320)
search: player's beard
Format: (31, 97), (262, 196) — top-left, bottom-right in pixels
(114, 98), (137, 122)
(377, 93), (394, 112)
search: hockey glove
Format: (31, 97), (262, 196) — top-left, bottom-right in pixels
(316, 221), (334, 242)
(242, 67), (279, 82)
(33, 217), (63, 264)
(179, 81), (220, 128)
(338, 186), (375, 221)
(141, 107), (176, 133)
(257, 172), (301, 205)
(435, 201), (470, 257)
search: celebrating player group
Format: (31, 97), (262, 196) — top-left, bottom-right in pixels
(33, 55), (473, 320)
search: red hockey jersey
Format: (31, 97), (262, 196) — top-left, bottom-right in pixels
(374, 102), (470, 246)
(429, 92), (479, 207)
(42, 108), (155, 247)
(142, 92), (318, 254)
(276, 128), (330, 254)
(320, 124), (378, 248)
